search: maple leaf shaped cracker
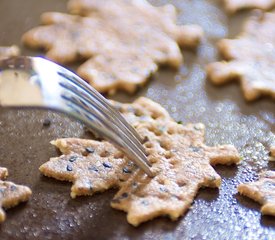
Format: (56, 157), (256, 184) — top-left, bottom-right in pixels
(67, 0), (203, 49)
(206, 11), (275, 101)
(22, 0), (203, 94)
(39, 97), (171, 198)
(0, 45), (20, 59)
(224, 0), (275, 14)
(111, 121), (240, 226)
(238, 171), (275, 216)
(40, 97), (240, 226)
(0, 167), (32, 223)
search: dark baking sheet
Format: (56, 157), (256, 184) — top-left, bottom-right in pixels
(0, 0), (275, 239)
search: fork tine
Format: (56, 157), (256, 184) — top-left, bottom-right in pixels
(58, 79), (146, 153)
(0, 56), (153, 177)
(58, 70), (144, 143)
(59, 82), (149, 166)
(43, 59), (151, 175)
(57, 70), (146, 153)
(61, 92), (153, 176)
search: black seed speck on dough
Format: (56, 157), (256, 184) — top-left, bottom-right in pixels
(159, 186), (168, 192)
(69, 156), (78, 162)
(121, 192), (128, 198)
(112, 192), (129, 203)
(88, 166), (99, 172)
(67, 165), (73, 171)
(85, 147), (95, 154)
(123, 167), (132, 174)
(103, 162), (112, 168)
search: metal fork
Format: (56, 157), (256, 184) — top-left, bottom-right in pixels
(0, 56), (153, 177)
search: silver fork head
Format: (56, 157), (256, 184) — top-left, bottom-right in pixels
(0, 56), (153, 177)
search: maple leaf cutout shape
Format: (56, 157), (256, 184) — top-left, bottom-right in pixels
(0, 167), (32, 222)
(22, 0), (203, 94)
(40, 98), (240, 226)
(207, 11), (275, 101)
(238, 171), (275, 216)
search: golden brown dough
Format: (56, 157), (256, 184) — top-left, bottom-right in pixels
(238, 171), (275, 216)
(111, 121), (240, 226)
(0, 168), (32, 223)
(40, 97), (240, 226)
(22, 0), (203, 94)
(207, 11), (275, 101)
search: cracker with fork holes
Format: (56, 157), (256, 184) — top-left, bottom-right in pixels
(238, 171), (275, 216)
(0, 45), (20, 59)
(22, 0), (203, 95)
(0, 167), (32, 223)
(206, 11), (275, 101)
(39, 97), (171, 198)
(224, 0), (275, 13)
(40, 97), (240, 226)
(40, 138), (137, 198)
(111, 120), (240, 226)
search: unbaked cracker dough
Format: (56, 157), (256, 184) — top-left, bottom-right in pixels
(40, 97), (240, 226)
(0, 167), (32, 223)
(207, 11), (275, 101)
(238, 171), (275, 216)
(22, 0), (203, 94)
